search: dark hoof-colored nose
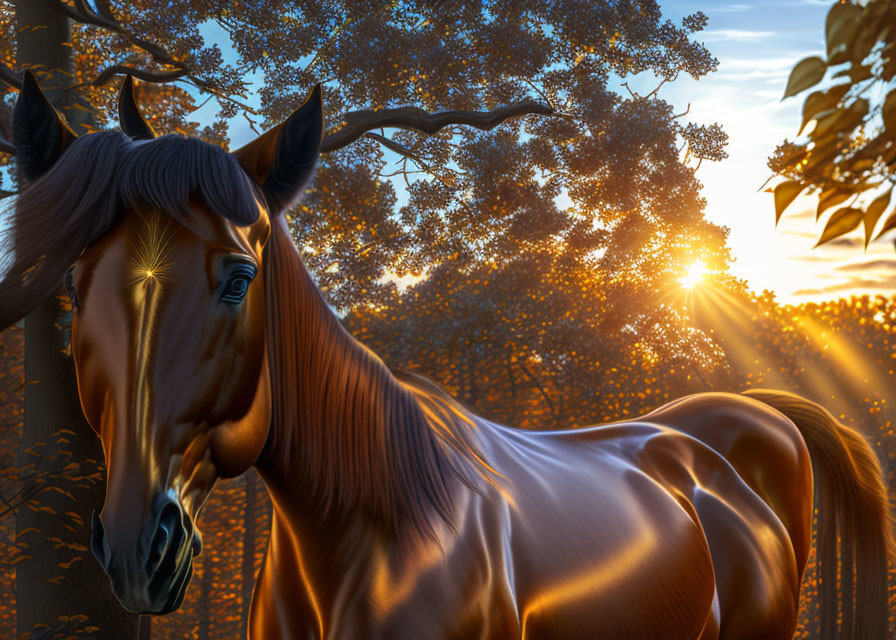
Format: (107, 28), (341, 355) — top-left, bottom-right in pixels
(146, 500), (182, 577)
(90, 509), (108, 568)
(90, 492), (200, 614)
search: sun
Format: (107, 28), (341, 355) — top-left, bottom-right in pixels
(679, 259), (709, 289)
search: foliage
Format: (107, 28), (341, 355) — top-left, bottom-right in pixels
(0, 1), (729, 313)
(0, 327), (106, 640)
(772, 0), (896, 248)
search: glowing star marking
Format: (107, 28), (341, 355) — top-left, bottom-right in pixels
(129, 210), (174, 285)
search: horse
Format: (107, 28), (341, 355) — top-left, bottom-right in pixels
(1, 70), (892, 640)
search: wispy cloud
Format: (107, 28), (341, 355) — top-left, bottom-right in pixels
(793, 274), (896, 296)
(835, 259), (896, 272)
(713, 3), (754, 13)
(701, 29), (776, 42)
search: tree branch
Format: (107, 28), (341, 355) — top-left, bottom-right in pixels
(364, 132), (425, 163)
(50, 1), (263, 115)
(51, 0), (180, 68)
(53, 0), (114, 29)
(92, 65), (188, 87)
(321, 99), (553, 154)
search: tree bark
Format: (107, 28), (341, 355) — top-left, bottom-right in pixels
(14, 1), (146, 638)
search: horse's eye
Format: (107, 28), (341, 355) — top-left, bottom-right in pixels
(219, 263), (257, 305)
(64, 267), (80, 313)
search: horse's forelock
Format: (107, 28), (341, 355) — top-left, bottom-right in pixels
(0, 131), (262, 331)
(118, 134), (261, 227)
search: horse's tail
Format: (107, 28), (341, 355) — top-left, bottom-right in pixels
(743, 389), (893, 640)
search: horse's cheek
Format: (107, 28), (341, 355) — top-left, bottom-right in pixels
(209, 354), (271, 477)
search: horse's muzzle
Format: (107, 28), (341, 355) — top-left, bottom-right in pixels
(90, 492), (202, 614)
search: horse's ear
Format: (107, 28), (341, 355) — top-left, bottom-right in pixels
(118, 74), (156, 140)
(233, 84), (323, 213)
(13, 70), (79, 182)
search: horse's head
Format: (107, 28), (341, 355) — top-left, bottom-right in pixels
(3, 72), (322, 613)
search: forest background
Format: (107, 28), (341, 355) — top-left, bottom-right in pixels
(0, 1), (894, 639)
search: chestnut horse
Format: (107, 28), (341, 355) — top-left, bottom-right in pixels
(1, 71), (892, 639)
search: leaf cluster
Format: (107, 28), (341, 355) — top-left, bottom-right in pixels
(773, 0), (896, 249)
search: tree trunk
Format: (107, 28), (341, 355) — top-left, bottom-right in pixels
(240, 470), (258, 634)
(14, 2), (147, 638)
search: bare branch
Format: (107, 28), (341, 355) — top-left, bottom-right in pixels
(53, 0), (117, 30)
(322, 99), (553, 154)
(51, 1), (262, 115)
(673, 103), (691, 119)
(92, 0), (117, 22)
(92, 65), (188, 87)
(364, 132), (425, 163)
(643, 76), (670, 100)
(620, 82), (638, 100)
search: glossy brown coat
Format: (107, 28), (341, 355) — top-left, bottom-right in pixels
(2, 74), (892, 639)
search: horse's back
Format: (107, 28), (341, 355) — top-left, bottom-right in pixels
(481, 391), (812, 639)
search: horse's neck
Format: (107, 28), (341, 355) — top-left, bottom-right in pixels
(255, 217), (465, 539)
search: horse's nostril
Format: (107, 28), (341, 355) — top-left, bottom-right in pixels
(146, 502), (181, 575)
(90, 509), (107, 567)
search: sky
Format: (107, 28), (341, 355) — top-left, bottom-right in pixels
(197, 1), (892, 304)
(635, 0), (896, 303)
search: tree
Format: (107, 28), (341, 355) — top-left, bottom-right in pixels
(9, 2), (146, 638)
(772, 0), (896, 249)
(1, 0), (730, 633)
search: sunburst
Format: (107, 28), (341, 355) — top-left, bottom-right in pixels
(679, 259), (708, 289)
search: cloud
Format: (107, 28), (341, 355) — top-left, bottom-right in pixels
(783, 206), (815, 221)
(717, 56), (802, 72)
(701, 29), (776, 42)
(823, 236), (864, 249)
(786, 254), (835, 263)
(792, 274), (896, 297)
(835, 259), (896, 272)
(712, 3), (753, 12)
(781, 229), (818, 239)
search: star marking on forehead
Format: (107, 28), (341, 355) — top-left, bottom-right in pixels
(129, 208), (174, 286)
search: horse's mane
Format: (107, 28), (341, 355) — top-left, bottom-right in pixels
(0, 131), (260, 330)
(262, 220), (495, 540)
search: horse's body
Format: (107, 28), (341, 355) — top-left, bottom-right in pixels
(245, 216), (826, 640)
(252, 387), (803, 639)
(2, 73), (892, 639)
